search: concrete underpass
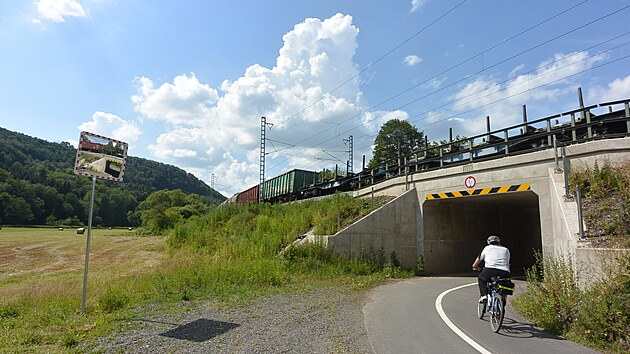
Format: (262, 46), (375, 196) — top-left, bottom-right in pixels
(330, 138), (630, 283)
(422, 191), (541, 275)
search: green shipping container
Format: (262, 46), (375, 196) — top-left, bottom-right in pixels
(261, 169), (319, 201)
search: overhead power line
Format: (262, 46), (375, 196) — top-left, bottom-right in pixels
(272, 0), (604, 174)
(274, 45), (630, 174)
(264, 5), (630, 175)
(241, 1), (470, 158)
(287, 53), (630, 173)
(351, 53), (630, 153)
(272, 0), (593, 153)
(273, 0), (470, 131)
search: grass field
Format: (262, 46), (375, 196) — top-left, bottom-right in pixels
(0, 198), (408, 352)
(0, 227), (166, 302)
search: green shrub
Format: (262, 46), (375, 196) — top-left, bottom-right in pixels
(0, 303), (20, 319)
(570, 281), (629, 350)
(98, 286), (130, 313)
(281, 241), (332, 264)
(415, 255), (425, 275)
(343, 258), (376, 276)
(359, 246), (387, 270)
(569, 252), (630, 351)
(569, 160), (630, 245)
(570, 160), (627, 199)
(514, 251), (630, 352)
(513, 252), (580, 334)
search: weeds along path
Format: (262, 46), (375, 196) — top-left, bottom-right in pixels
(0, 228), (166, 301)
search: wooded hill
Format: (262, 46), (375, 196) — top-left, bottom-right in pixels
(0, 126), (225, 227)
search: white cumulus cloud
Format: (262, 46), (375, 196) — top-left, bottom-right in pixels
(422, 77), (446, 89)
(403, 55), (423, 66)
(78, 111), (141, 143)
(442, 51), (606, 137)
(36, 0), (87, 23)
(588, 74), (630, 103)
(133, 13), (395, 195)
(132, 73), (219, 126)
(361, 110), (410, 133)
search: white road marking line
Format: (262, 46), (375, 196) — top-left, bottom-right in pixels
(435, 282), (492, 354)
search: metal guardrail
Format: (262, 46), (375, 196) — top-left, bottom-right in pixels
(356, 98), (630, 189)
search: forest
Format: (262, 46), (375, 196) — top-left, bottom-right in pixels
(0, 127), (225, 227)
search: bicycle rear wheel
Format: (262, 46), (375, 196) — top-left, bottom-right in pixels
(477, 300), (485, 319)
(490, 298), (504, 332)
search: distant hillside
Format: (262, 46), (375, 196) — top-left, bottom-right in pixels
(0, 126), (225, 227)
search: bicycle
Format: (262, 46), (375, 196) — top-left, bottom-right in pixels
(476, 275), (514, 333)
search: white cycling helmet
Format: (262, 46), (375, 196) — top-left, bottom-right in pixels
(487, 235), (500, 245)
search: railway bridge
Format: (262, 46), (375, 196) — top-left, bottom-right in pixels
(326, 101), (630, 281)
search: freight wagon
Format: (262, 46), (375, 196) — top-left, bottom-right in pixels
(79, 141), (102, 153)
(260, 169), (319, 203)
(236, 184), (260, 204)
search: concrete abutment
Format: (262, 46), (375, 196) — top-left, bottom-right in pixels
(325, 138), (630, 281)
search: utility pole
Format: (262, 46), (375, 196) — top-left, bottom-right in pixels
(259, 116), (273, 203)
(343, 135), (353, 174)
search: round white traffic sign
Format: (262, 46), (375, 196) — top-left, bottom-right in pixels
(465, 176), (476, 189)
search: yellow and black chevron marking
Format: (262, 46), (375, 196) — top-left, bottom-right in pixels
(426, 184), (530, 200)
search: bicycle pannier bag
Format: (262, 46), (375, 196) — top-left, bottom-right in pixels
(498, 280), (515, 295)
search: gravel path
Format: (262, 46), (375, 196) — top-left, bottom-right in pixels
(92, 285), (373, 353)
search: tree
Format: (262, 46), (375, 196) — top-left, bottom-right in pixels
(136, 189), (210, 234)
(368, 119), (425, 168)
(0, 126), (226, 226)
(0, 193), (33, 224)
(428, 134), (469, 155)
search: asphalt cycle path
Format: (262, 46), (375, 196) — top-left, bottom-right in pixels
(363, 277), (599, 354)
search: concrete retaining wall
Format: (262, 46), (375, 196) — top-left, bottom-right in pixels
(575, 248), (630, 288)
(327, 188), (419, 269)
(548, 167), (580, 257)
(546, 140), (630, 288)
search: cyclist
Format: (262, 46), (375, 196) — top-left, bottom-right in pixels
(472, 235), (510, 303)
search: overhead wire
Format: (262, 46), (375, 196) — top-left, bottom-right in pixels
(264, 1), (599, 174)
(264, 4), (630, 175)
(350, 54), (630, 152)
(335, 47), (630, 157)
(352, 34), (630, 150)
(295, 57), (630, 172)
(269, 0), (593, 154)
(272, 0), (471, 130)
(239, 0), (470, 159)
(284, 38), (630, 172)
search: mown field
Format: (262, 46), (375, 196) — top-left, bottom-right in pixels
(0, 227), (169, 353)
(0, 195), (407, 353)
(0, 227), (166, 302)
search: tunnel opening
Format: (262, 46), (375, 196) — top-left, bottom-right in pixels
(422, 190), (542, 276)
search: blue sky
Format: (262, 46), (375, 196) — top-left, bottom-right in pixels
(1, 0), (630, 197)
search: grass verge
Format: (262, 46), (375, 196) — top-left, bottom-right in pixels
(0, 194), (412, 353)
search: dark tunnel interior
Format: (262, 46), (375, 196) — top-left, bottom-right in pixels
(422, 191), (542, 276)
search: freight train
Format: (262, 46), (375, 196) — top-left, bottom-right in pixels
(227, 98), (630, 204)
(228, 168), (354, 204)
(79, 140), (103, 153)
